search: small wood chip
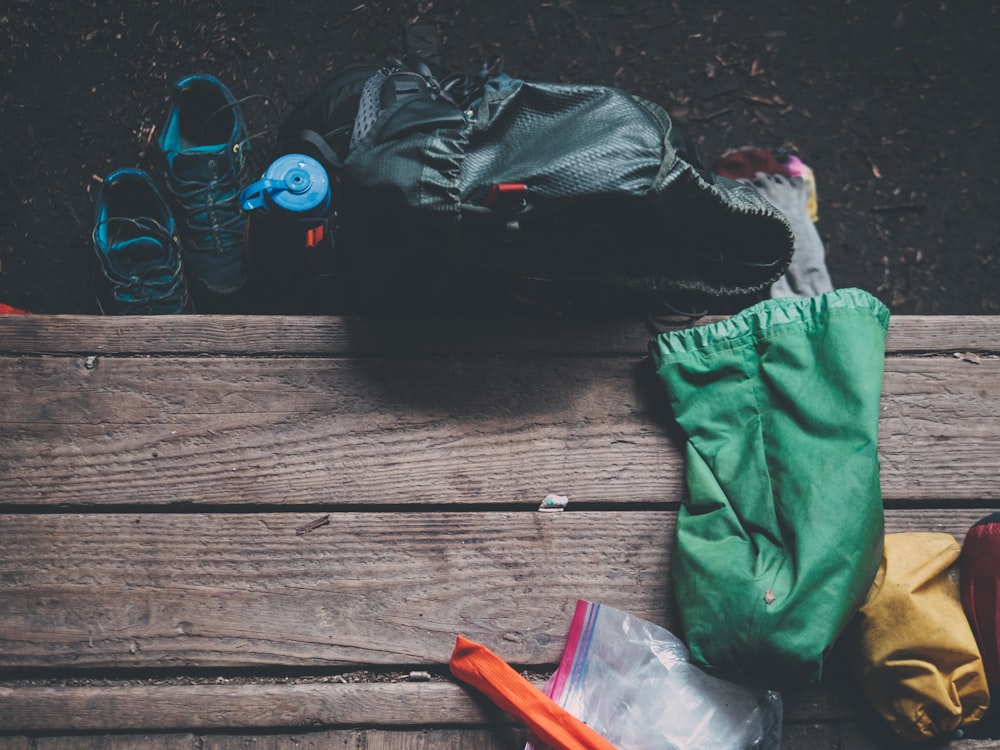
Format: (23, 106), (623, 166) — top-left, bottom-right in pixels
(954, 352), (982, 365)
(295, 514), (330, 536)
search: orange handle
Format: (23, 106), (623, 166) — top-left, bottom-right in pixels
(449, 635), (617, 750)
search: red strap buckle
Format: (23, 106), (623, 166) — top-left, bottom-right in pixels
(304, 223), (325, 248)
(484, 182), (527, 207)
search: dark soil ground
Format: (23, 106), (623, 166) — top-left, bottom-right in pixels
(1, 1), (998, 315)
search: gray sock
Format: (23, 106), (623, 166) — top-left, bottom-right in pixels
(741, 172), (833, 298)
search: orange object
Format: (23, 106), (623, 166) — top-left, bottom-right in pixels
(484, 182), (528, 207)
(449, 635), (617, 750)
(304, 223), (324, 247)
(0, 304), (29, 314)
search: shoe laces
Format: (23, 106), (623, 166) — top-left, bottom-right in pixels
(110, 269), (191, 313)
(95, 216), (191, 312)
(163, 95), (258, 258)
(163, 135), (251, 258)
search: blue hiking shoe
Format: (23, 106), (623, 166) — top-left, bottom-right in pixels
(92, 168), (194, 315)
(157, 74), (251, 296)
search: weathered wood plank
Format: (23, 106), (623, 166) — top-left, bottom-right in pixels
(781, 725), (1000, 750)
(0, 353), (676, 507)
(0, 731), (530, 750)
(0, 510), (670, 668)
(0, 680), (989, 746)
(0, 353), (678, 507)
(0, 508), (990, 670)
(0, 314), (996, 356)
(0, 354), (996, 506)
(0, 679), (901, 732)
(7, 731), (1000, 750)
(200, 730), (529, 750)
(1, 733), (528, 750)
(0, 683), (512, 733)
(3, 729), (999, 750)
(780, 723), (895, 750)
(879, 357), (1000, 501)
(33, 738), (197, 750)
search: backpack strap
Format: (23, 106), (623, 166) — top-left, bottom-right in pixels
(294, 129), (345, 172)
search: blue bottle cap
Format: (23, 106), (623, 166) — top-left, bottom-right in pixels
(240, 154), (330, 215)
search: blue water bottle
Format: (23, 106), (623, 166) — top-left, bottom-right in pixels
(240, 154), (335, 310)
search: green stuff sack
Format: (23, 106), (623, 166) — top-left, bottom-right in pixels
(843, 532), (989, 741)
(648, 288), (890, 687)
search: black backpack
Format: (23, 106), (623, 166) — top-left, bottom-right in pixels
(249, 38), (794, 312)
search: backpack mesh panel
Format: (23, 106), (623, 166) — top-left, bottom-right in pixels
(350, 70), (390, 151)
(460, 85), (663, 200)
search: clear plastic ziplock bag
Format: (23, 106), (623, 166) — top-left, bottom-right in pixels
(526, 601), (783, 750)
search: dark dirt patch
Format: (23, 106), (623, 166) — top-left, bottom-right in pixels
(1, 0), (998, 315)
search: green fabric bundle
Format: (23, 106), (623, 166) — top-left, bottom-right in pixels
(649, 288), (890, 686)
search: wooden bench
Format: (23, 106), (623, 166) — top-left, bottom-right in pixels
(1, 313), (998, 749)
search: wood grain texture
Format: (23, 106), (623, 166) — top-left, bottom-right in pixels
(0, 680), (994, 748)
(0, 314), (997, 356)
(0, 508), (989, 670)
(0, 353), (679, 506)
(200, 730), (529, 750)
(33, 738), (196, 750)
(1, 314), (998, 748)
(3, 731), (1000, 750)
(0, 354), (996, 506)
(0, 683), (512, 732)
(0, 678), (922, 731)
(0, 510), (671, 669)
(7, 735), (490, 750)
(0, 733), (528, 750)
(3, 730), (999, 750)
